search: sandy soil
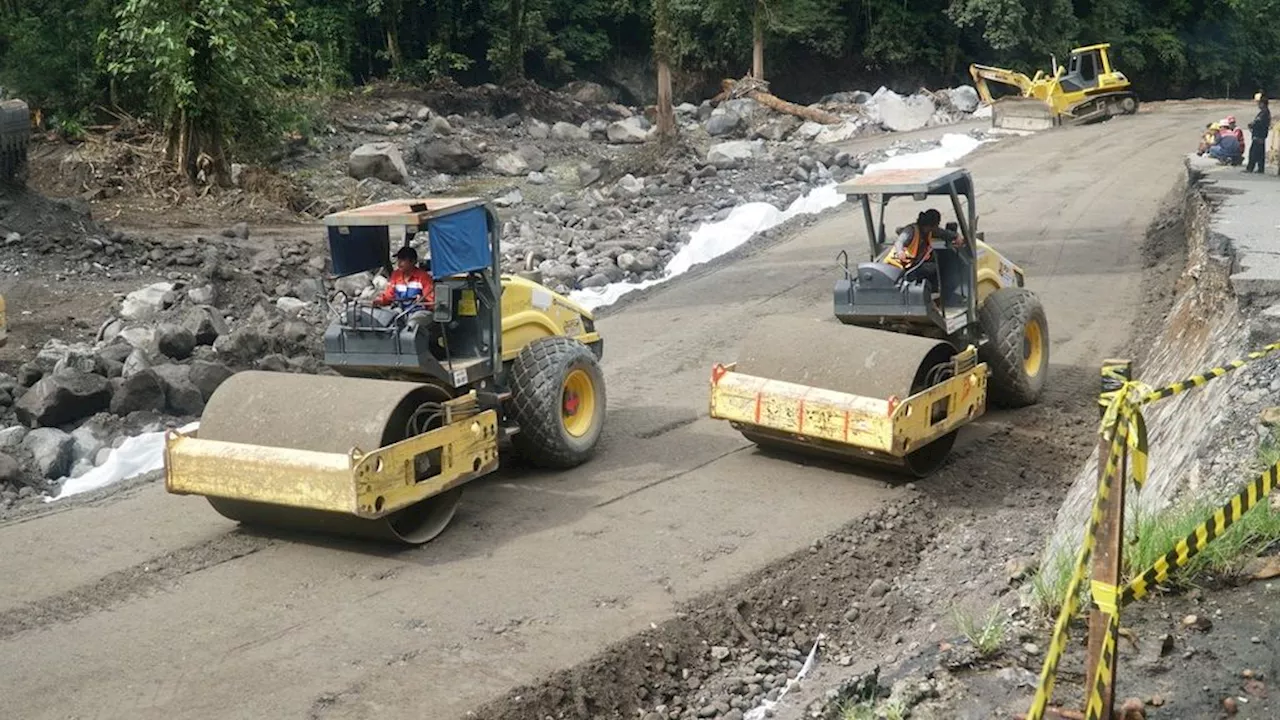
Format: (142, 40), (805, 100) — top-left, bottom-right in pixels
(0, 102), (1240, 720)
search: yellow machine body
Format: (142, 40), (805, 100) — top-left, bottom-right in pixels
(709, 345), (988, 466)
(970, 43), (1138, 130)
(499, 274), (601, 362)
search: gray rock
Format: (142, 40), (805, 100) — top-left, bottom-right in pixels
(122, 349), (152, 378)
(515, 144), (546, 172)
(53, 345), (105, 376)
(110, 369), (167, 416)
(348, 142), (409, 184)
(414, 140), (480, 173)
(752, 115), (801, 142)
(577, 162), (605, 186)
(189, 361), (234, 401)
(494, 189), (523, 207)
(564, 80), (612, 104)
(493, 151), (531, 176)
(70, 425), (107, 463)
(551, 121), (589, 141)
(0, 452), (22, 484)
(613, 174), (645, 198)
(23, 428), (74, 479)
(876, 91), (936, 132)
(188, 284), (217, 305)
(527, 171), (548, 184)
(427, 116), (453, 136)
(15, 370), (113, 428)
(607, 117), (649, 144)
(949, 85), (980, 113)
(118, 327), (158, 354)
(867, 578), (891, 597)
(706, 140), (761, 169)
(276, 297), (309, 316)
(213, 327), (268, 365)
(527, 118), (550, 139)
(0, 426), (28, 451)
(705, 110), (742, 137)
(156, 323), (197, 360)
(152, 364), (205, 416)
(184, 306), (227, 346)
(120, 282), (176, 321)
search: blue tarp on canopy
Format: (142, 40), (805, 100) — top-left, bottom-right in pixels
(427, 205), (491, 278)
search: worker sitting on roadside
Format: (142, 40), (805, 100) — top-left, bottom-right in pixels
(372, 245), (435, 318)
(884, 208), (963, 294)
(1207, 126), (1244, 165)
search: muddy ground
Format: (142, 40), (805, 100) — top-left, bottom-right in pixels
(0, 96), (1270, 720)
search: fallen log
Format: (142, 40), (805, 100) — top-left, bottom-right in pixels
(711, 76), (841, 125)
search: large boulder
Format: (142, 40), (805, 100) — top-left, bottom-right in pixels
(156, 323), (197, 360)
(949, 85), (980, 113)
(0, 452), (22, 485)
(110, 369), (167, 416)
(120, 282), (176, 322)
(551, 121), (590, 142)
(875, 91), (936, 132)
(348, 142), (409, 184)
(0, 426), (28, 452)
(705, 110), (742, 137)
(414, 140), (481, 174)
(184, 306), (227, 346)
(213, 327), (268, 365)
(15, 369), (113, 428)
(189, 361), (235, 402)
(606, 117), (649, 144)
(22, 428), (74, 479)
(70, 424), (108, 465)
(152, 364), (206, 416)
(492, 151), (531, 177)
(706, 140), (762, 170)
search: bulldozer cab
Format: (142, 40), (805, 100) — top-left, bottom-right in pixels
(1058, 44), (1111, 93)
(322, 198), (504, 390)
(833, 167), (982, 339)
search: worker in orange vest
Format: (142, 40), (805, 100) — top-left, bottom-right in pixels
(886, 208), (963, 292)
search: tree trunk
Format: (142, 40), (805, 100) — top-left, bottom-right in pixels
(653, 0), (676, 140)
(386, 27), (404, 72)
(167, 109), (229, 186)
(752, 1), (764, 80)
(656, 60), (675, 139)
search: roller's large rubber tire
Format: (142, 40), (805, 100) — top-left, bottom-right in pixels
(509, 336), (606, 469)
(978, 287), (1049, 408)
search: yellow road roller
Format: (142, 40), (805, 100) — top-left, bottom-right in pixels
(164, 198), (606, 544)
(709, 167), (1048, 476)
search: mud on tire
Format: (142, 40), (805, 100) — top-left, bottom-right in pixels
(978, 287), (1049, 408)
(509, 336), (606, 469)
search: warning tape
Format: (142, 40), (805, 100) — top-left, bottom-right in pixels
(1026, 341), (1280, 719)
(1122, 462), (1279, 605)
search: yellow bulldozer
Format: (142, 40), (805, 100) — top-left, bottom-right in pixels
(163, 198), (607, 544)
(709, 167), (1049, 476)
(970, 43), (1139, 131)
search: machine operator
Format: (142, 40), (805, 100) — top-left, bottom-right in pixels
(886, 208), (964, 291)
(372, 245), (435, 311)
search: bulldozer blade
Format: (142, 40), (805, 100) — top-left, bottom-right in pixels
(991, 97), (1058, 132)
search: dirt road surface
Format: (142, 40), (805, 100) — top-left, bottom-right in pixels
(0, 104), (1220, 720)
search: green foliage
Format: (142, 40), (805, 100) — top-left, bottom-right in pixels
(6, 0), (1280, 166)
(950, 605), (1007, 657)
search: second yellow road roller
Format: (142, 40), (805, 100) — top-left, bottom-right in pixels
(709, 167), (1049, 476)
(164, 198), (607, 544)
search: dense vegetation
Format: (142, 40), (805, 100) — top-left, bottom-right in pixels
(2, 0), (1278, 177)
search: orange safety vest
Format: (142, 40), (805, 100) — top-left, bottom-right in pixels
(886, 225), (934, 269)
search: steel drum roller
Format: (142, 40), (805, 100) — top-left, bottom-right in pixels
(195, 371), (463, 544)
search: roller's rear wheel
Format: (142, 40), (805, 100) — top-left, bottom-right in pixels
(979, 287), (1049, 408)
(509, 336), (606, 469)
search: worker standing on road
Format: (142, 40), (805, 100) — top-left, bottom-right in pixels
(1246, 92), (1270, 174)
(373, 245), (435, 311)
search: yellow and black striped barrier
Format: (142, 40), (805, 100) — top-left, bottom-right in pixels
(1025, 342), (1280, 720)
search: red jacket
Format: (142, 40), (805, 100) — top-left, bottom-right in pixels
(377, 266), (435, 307)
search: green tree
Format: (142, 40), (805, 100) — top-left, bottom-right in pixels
(97, 0), (305, 184)
(670, 0), (842, 77)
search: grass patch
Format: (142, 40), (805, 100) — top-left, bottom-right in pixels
(1124, 497), (1280, 586)
(950, 605), (1007, 657)
(1025, 550), (1089, 621)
